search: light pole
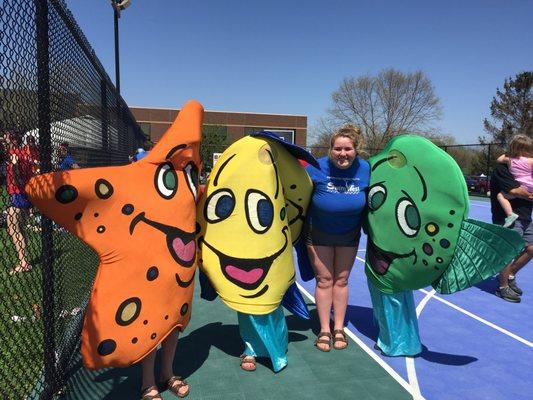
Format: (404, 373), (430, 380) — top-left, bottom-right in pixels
(110, 0), (131, 94)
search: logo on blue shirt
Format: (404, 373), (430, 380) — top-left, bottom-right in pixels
(326, 176), (360, 194)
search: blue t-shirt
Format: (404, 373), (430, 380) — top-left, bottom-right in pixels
(133, 151), (149, 162)
(306, 156), (370, 234)
(58, 154), (76, 171)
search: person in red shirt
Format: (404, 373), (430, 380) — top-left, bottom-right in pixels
(2, 131), (33, 274)
(23, 135), (40, 175)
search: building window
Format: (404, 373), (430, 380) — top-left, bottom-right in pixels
(139, 122), (151, 138)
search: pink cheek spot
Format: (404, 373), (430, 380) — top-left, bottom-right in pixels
(172, 238), (196, 263)
(225, 266), (264, 284)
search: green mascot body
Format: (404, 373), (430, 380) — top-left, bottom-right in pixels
(365, 135), (524, 356)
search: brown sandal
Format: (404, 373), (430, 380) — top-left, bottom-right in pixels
(314, 332), (332, 352)
(333, 329), (348, 350)
(141, 386), (163, 400)
(166, 376), (190, 398)
(9, 263), (33, 275)
(240, 354), (257, 371)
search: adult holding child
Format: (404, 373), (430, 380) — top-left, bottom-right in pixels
(495, 134), (533, 227)
(491, 134), (533, 303)
(305, 125), (370, 351)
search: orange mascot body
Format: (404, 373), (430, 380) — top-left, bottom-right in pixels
(25, 101), (203, 369)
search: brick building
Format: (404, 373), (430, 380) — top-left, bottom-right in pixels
(130, 107), (307, 146)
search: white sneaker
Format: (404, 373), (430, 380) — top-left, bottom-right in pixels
(503, 213), (519, 228)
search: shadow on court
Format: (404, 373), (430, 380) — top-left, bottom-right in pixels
(345, 305), (477, 367)
(473, 275), (499, 295)
(63, 285), (412, 399)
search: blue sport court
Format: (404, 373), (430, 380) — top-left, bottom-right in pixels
(297, 197), (532, 400)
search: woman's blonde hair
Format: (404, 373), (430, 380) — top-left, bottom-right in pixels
(329, 124), (364, 151)
(508, 134), (533, 158)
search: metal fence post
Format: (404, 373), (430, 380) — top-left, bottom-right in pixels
(487, 143), (492, 179)
(116, 97), (122, 163)
(35, 0), (58, 398)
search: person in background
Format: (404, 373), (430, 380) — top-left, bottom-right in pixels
(2, 131), (33, 274)
(22, 135), (42, 228)
(304, 125), (370, 351)
(133, 141), (153, 162)
(490, 159), (533, 303)
(132, 147), (146, 162)
(56, 142), (80, 170)
(199, 167), (211, 184)
(23, 135), (40, 175)
(495, 134), (533, 227)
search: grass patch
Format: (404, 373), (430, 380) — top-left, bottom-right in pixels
(0, 184), (98, 398)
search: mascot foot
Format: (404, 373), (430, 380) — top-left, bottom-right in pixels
(165, 376), (189, 398)
(141, 386), (162, 400)
(240, 354), (256, 371)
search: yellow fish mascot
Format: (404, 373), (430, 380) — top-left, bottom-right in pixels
(197, 131), (317, 372)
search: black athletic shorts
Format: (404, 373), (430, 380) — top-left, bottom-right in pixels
(304, 224), (361, 247)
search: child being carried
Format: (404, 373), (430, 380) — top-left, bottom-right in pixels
(496, 134), (533, 228)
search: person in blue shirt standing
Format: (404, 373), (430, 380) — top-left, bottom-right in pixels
(56, 142), (80, 170)
(305, 125), (370, 352)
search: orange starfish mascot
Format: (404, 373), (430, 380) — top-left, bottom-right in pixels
(26, 101), (202, 369)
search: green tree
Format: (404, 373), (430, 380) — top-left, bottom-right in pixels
(325, 68), (442, 149)
(201, 125), (227, 170)
(483, 72), (533, 145)
(307, 117), (333, 158)
(419, 133), (483, 175)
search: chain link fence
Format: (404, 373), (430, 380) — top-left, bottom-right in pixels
(1, 1), (145, 398)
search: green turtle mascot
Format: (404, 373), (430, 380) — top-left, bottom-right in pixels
(365, 135), (524, 356)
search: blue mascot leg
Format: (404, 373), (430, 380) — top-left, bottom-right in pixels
(238, 305), (288, 372)
(367, 280), (422, 357)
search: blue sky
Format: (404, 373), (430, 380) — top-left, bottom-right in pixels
(66, 0), (533, 144)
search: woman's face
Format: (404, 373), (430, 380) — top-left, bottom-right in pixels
(330, 136), (356, 169)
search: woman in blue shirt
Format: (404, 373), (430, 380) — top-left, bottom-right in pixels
(305, 125), (370, 351)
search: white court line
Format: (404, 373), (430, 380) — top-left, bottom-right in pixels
(356, 256), (532, 347)
(295, 282), (423, 399)
(406, 289), (436, 400)
(419, 289), (533, 347)
(416, 289), (436, 317)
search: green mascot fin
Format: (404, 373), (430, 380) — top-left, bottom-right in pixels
(432, 219), (524, 294)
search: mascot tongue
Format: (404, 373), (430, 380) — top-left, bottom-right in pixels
(225, 265), (263, 284)
(172, 238), (196, 262)
(368, 250), (389, 275)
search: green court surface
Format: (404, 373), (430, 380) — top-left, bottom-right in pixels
(63, 283), (411, 400)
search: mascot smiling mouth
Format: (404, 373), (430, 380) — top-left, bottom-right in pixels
(367, 239), (416, 275)
(130, 212), (196, 267)
(200, 226), (289, 291)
